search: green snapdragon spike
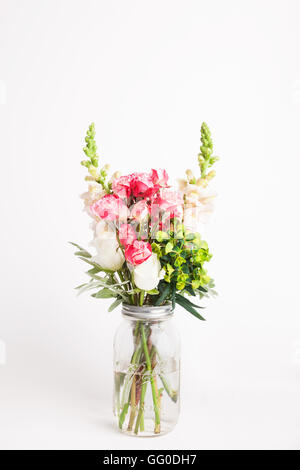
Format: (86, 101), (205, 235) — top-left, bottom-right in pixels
(198, 122), (219, 178)
(81, 122), (99, 168)
(81, 123), (110, 191)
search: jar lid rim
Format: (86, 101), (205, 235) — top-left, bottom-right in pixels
(122, 302), (174, 320)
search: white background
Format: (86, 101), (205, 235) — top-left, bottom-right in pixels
(0, 0), (300, 450)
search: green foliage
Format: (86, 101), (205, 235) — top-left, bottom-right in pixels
(155, 231), (169, 242)
(70, 242), (133, 305)
(148, 225), (216, 319)
(154, 282), (171, 306)
(175, 294), (206, 321)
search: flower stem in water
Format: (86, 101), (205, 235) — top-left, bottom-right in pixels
(140, 324), (161, 434)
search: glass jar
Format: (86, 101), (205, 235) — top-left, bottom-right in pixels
(113, 303), (180, 437)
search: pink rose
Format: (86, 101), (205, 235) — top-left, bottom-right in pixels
(130, 200), (149, 221)
(131, 172), (156, 198)
(150, 169), (169, 188)
(90, 194), (128, 221)
(125, 240), (152, 265)
(112, 174), (133, 199)
(119, 224), (137, 248)
(152, 188), (184, 219)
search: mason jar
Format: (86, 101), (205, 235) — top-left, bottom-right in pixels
(113, 303), (180, 437)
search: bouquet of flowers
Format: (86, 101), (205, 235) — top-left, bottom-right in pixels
(71, 122), (218, 435)
(72, 122), (218, 316)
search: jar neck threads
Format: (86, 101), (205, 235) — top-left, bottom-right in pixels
(121, 303), (173, 321)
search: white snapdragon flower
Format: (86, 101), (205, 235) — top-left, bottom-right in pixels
(133, 253), (165, 291)
(183, 184), (216, 231)
(92, 221), (124, 271)
(80, 182), (106, 218)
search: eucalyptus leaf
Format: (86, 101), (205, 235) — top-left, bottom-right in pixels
(69, 241), (88, 252)
(86, 267), (101, 276)
(92, 288), (117, 299)
(108, 298), (123, 312)
(74, 250), (92, 258)
(77, 256), (115, 274)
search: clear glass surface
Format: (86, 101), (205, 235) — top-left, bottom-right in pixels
(113, 307), (180, 437)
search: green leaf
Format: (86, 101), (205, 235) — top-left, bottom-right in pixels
(74, 250), (92, 258)
(185, 233), (195, 241)
(184, 285), (196, 296)
(75, 282), (89, 290)
(151, 242), (162, 257)
(108, 297), (122, 312)
(92, 288), (117, 299)
(192, 279), (201, 290)
(69, 241), (87, 251)
(175, 294), (206, 321)
(165, 241), (173, 254)
(156, 231), (169, 242)
(155, 283), (171, 306)
(171, 284), (176, 310)
(77, 256), (115, 273)
(174, 256), (186, 267)
(147, 288), (159, 295)
(177, 294), (205, 309)
(86, 267), (101, 276)
(197, 285), (208, 293)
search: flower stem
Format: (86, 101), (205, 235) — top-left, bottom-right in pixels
(127, 376), (137, 431)
(115, 233), (134, 305)
(119, 402), (129, 429)
(118, 325), (141, 430)
(140, 324), (160, 434)
(139, 290), (145, 306)
(159, 374), (178, 403)
(152, 346), (178, 403)
(134, 377), (147, 434)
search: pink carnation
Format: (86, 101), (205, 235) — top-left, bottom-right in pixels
(119, 224), (137, 248)
(90, 194), (128, 221)
(130, 200), (149, 221)
(150, 169), (169, 188)
(131, 172), (156, 198)
(112, 174), (132, 199)
(152, 188), (184, 219)
(125, 240), (152, 265)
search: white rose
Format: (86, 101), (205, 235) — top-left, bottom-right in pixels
(133, 253), (164, 291)
(92, 221), (124, 271)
